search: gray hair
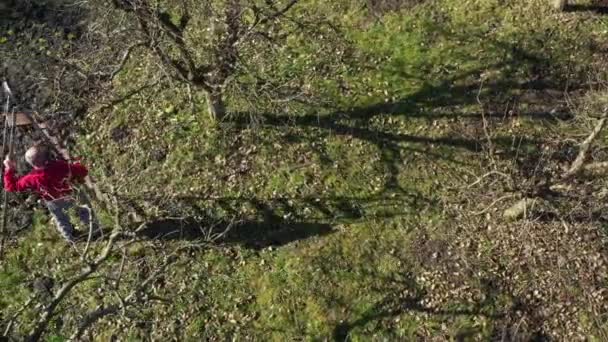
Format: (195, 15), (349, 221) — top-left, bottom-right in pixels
(25, 145), (50, 167)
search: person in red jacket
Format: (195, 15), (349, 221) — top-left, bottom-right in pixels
(4, 145), (96, 243)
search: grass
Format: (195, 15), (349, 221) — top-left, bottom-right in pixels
(3, 0), (608, 340)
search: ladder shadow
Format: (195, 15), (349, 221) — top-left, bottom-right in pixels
(134, 217), (334, 250)
(565, 4), (608, 14)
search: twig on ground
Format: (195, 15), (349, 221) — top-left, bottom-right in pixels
(473, 193), (517, 216)
(466, 171), (511, 189)
(477, 78), (495, 165)
(81, 205), (94, 262)
(3, 296), (35, 337)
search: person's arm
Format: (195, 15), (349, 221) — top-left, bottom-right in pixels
(68, 162), (88, 182)
(3, 158), (34, 192)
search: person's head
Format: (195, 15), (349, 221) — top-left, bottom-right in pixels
(25, 145), (50, 168)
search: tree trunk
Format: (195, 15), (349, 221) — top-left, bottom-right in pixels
(552, 0), (567, 10)
(205, 90), (226, 122)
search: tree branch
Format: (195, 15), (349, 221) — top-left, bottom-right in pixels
(69, 247), (185, 340)
(237, 0), (300, 47)
(90, 78), (163, 114)
(27, 231), (123, 341)
(3, 296), (36, 337)
(563, 110), (608, 179)
(109, 41), (148, 80)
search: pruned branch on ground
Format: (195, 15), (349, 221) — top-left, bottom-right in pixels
(563, 109), (608, 179)
(502, 108), (608, 220)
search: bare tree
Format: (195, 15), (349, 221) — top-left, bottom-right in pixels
(108, 0), (334, 122)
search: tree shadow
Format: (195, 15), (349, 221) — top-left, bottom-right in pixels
(529, 199), (608, 227)
(133, 35), (575, 250)
(329, 264), (556, 341)
(127, 12), (590, 255)
(230, 101), (542, 196)
(331, 270), (507, 341)
(227, 32), (582, 198)
(565, 4), (608, 14)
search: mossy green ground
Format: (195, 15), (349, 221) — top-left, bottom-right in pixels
(2, 0), (608, 340)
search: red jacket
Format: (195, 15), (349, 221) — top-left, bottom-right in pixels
(3, 160), (88, 201)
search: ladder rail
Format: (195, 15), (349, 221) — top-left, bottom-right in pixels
(0, 81), (12, 259)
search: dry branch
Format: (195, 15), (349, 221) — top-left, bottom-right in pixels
(69, 246), (186, 340)
(503, 108), (608, 220)
(109, 41), (149, 80)
(503, 198), (542, 221)
(583, 161), (608, 175)
(90, 78), (163, 114)
(564, 111), (608, 179)
(27, 230), (122, 341)
(3, 296), (35, 337)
